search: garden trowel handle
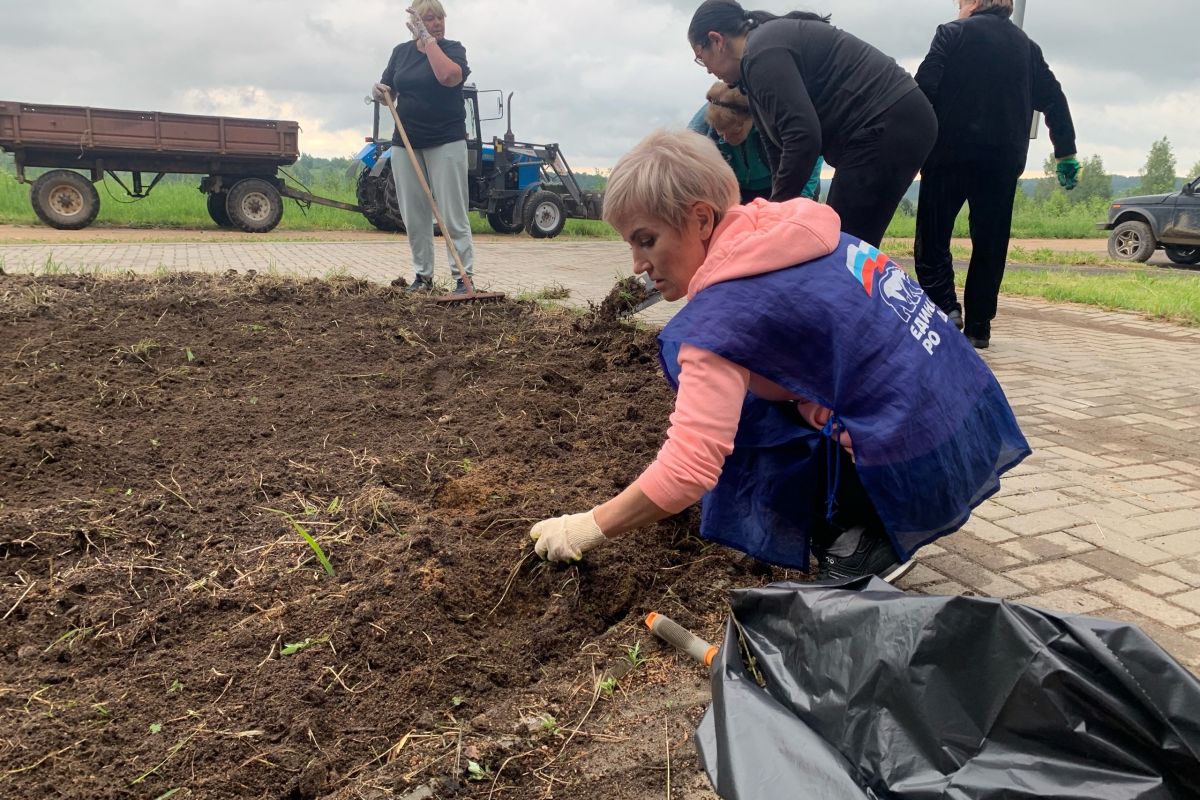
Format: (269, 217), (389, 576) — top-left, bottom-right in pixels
(645, 612), (718, 667)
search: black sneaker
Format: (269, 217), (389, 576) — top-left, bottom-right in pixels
(816, 532), (913, 584)
(946, 308), (964, 331)
(406, 276), (433, 293)
(964, 320), (990, 349)
(452, 278), (469, 295)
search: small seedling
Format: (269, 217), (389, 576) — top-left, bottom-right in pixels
(598, 676), (618, 697)
(466, 760), (492, 781)
(264, 509), (335, 576)
(183, 348), (196, 363)
(458, 458), (475, 474)
(149, 722), (163, 734)
(168, 679), (184, 693)
(280, 635), (329, 656)
(326, 496), (342, 514)
(451, 696), (465, 707)
(624, 642), (646, 668)
(540, 714), (559, 734)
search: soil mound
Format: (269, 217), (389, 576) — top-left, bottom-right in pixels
(0, 272), (802, 799)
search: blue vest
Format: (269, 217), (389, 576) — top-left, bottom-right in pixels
(659, 235), (1029, 568)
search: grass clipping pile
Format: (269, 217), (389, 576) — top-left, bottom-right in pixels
(0, 272), (801, 800)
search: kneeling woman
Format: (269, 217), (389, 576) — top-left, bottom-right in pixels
(530, 130), (1028, 581)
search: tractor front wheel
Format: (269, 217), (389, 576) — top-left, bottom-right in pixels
(523, 190), (566, 239)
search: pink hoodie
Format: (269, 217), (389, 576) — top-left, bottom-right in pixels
(635, 197), (848, 514)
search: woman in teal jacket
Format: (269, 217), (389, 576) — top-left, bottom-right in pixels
(688, 82), (821, 204)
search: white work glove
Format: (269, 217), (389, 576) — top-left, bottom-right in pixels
(530, 510), (608, 562)
(370, 82), (390, 102)
(406, 8), (434, 43)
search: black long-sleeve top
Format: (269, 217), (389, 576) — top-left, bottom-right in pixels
(739, 17), (919, 202)
(380, 39), (471, 149)
(915, 8), (1075, 170)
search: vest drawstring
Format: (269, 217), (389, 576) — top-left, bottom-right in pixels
(822, 415), (846, 524)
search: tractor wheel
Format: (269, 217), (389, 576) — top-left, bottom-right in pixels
(225, 178), (283, 233)
(356, 168), (400, 232)
(523, 190), (566, 239)
(1164, 245), (1200, 266)
(1107, 220), (1155, 263)
(30, 170), (100, 230)
(206, 192), (233, 228)
(487, 201), (524, 234)
(380, 169), (408, 233)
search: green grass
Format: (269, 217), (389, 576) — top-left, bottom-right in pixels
(0, 168), (1114, 239)
(0, 169), (620, 237)
(994, 269), (1200, 326)
(879, 239), (1112, 267)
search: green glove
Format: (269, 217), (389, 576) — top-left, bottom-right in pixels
(1056, 157), (1081, 191)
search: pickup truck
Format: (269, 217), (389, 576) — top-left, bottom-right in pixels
(1098, 176), (1200, 265)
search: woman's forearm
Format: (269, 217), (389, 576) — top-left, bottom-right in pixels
(593, 483), (670, 537)
(424, 41), (463, 86)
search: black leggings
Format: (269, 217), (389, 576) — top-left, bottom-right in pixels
(826, 89), (938, 247)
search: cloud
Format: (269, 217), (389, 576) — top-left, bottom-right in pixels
(0, 0), (1195, 175)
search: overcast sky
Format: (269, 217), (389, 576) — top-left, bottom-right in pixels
(1, 1), (1197, 177)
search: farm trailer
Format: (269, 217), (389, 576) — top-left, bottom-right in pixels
(0, 99), (359, 232)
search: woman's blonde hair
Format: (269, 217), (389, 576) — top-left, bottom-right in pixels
(703, 81), (751, 133)
(966, 0), (1013, 17)
(410, 0), (446, 18)
(602, 129), (739, 233)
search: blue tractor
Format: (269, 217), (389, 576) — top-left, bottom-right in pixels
(355, 85), (603, 237)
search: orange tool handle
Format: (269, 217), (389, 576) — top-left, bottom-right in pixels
(645, 612), (719, 667)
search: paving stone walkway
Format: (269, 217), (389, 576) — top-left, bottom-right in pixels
(4, 236), (1198, 669)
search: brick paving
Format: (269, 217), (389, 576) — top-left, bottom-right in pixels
(3, 236), (1198, 669)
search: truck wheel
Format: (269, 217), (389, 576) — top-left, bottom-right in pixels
(1107, 220), (1155, 263)
(523, 190), (566, 238)
(226, 178), (283, 233)
(1164, 245), (1200, 266)
(30, 170), (100, 230)
(356, 168), (400, 232)
(206, 192), (233, 228)
(487, 201), (524, 234)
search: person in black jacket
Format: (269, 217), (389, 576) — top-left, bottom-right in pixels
(913, 0), (1078, 348)
(687, 0), (937, 246)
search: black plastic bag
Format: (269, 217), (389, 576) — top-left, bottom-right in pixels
(696, 578), (1200, 799)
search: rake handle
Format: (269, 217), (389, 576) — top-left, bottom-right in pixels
(382, 92), (476, 295)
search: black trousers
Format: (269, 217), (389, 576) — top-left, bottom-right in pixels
(826, 89), (938, 247)
(914, 161), (1022, 333)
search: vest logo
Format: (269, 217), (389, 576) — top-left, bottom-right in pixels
(878, 264), (924, 324)
(845, 242), (888, 295)
(845, 242), (946, 355)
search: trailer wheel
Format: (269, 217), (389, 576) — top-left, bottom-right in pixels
(30, 170), (100, 230)
(206, 192), (233, 228)
(523, 190), (566, 239)
(226, 178), (283, 233)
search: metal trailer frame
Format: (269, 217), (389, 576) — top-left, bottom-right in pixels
(0, 99), (360, 232)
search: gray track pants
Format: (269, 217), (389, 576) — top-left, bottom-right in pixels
(390, 141), (474, 280)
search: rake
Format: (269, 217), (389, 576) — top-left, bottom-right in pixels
(382, 91), (505, 304)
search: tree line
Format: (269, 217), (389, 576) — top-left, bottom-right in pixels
(1, 138), (1195, 199)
